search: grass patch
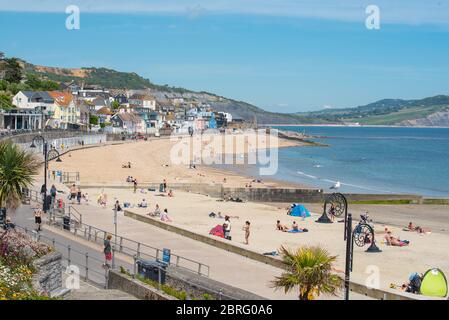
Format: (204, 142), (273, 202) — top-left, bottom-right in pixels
(349, 199), (413, 205)
(119, 266), (214, 300)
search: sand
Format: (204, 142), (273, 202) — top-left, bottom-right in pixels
(61, 186), (449, 293)
(46, 132), (307, 188)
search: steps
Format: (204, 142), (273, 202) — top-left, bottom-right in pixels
(63, 274), (138, 300)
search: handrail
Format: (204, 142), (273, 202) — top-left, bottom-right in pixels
(13, 224), (109, 289)
(24, 189), (210, 277)
(47, 215), (210, 277)
(68, 206), (83, 225)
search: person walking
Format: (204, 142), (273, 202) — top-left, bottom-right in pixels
(103, 234), (113, 268)
(242, 221), (250, 245)
(133, 179), (138, 193)
(76, 187), (82, 205)
(34, 209), (43, 232)
(50, 185), (57, 208)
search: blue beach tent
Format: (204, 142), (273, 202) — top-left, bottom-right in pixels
(289, 204), (311, 218)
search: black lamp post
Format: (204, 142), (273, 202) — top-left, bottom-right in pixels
(30, 135), (62, 212)
(344, 210), (382, 300)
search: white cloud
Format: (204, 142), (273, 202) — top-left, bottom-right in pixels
(1, 0), (449, 26)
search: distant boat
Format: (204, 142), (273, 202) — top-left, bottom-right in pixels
(330, 181), (341, 189)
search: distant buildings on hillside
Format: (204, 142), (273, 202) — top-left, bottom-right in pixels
(1, 84), (235, 134)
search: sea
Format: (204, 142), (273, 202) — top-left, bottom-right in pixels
(215, 126), (449, 197)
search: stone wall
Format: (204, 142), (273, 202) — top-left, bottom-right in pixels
(164, 266), (266, 300)
(107, 270), (176, 300)
(32, 251), (63, 296)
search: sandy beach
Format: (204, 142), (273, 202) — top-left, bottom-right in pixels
(46, 132), (309, 189)
(40, 133), (449, 297)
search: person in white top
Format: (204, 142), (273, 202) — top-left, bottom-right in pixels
(223, 216), (231, 239)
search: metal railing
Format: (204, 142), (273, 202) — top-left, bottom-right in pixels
(44, 212), (210, 277)
(14, 225), (109, 289)
(47, 171), (80, 184)
(24, 189), (210, 277)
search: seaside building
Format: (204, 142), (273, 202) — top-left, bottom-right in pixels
(47, 91), (79, 129)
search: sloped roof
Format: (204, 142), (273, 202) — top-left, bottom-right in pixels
(129, 93), (155, 101)
(47, 91), (73, 106)
(97, 107), (114, 115)
(113, 112), (143, 122)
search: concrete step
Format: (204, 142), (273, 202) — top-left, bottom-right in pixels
(63, 274), (138, 300)
(69, 289), (138, 300)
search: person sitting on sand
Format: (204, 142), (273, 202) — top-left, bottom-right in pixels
(291, 221), (307, 232)
(384, 231), (409, 247)
(407, 222), (430, 234)
(168, 189), (174, 197)
(138, 199), (148, 208)
(160, 209), (172, 222)
(276, 220), (289, 232)
(149, 204), (161, 217)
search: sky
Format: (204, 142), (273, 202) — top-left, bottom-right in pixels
(1, 0), (449, 113)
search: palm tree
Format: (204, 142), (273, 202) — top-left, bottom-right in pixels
(0, 140), (41, 211)
(272, 245), (342, 300)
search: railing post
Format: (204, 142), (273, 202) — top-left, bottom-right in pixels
(52, 238), (56, 248)
(176, 256), (180, 267)
(85, 252), (89, 280)
(119, 237), (123, 252)
(156, 249), (160, 261)
(88, 226), (92, 241)
(198, 263), (201, 276)
(133, 255), (137, 278)
(137, 243), (141, 258)
(67, 245), (71, 266)
(219, 289), (223, 300)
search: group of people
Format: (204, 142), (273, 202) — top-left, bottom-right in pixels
(122, 162), (132, 169)
(276, 220), (308, 233)
(146, 204), (171, 222)
(69, 184), (88, 205)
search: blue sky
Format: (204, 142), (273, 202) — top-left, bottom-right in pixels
(1, 0), (449, 112)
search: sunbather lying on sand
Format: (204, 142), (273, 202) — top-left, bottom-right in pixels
(384, 231), (409, 246)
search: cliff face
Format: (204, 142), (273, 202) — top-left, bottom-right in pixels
(399, 108), (449, 127)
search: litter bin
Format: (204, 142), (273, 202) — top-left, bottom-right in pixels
(136, 259), (166, 284)
(63, 216), (71, 231)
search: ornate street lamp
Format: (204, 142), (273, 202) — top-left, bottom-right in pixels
(30, 135), (62, 212)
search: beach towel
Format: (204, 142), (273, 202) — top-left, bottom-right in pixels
(209, 225), (225, 238)
(288, 228), (308, 233)
(289, 204), (311, 218)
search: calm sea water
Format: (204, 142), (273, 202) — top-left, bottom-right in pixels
(216, 126), (449, 197)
